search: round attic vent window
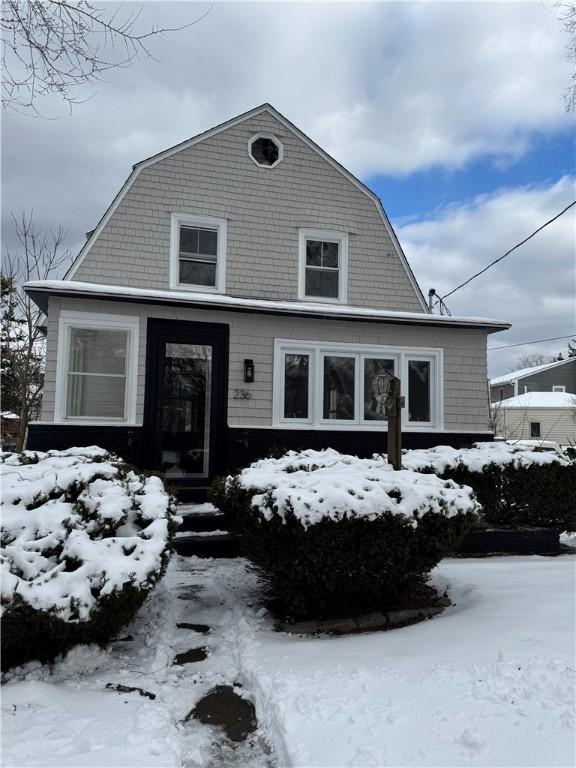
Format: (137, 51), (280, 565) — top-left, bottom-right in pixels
(249, 134), (283, 168)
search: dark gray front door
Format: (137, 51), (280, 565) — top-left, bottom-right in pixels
(144, 320), (228, 484)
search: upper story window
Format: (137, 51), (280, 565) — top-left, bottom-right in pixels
(552, 385), (566, 392)
(298, 229), (348, 304)
(170, 213), (226, 293)
(248, 133), (283, 168)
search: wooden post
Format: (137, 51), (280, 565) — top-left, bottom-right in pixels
(386, 376), (404, 470)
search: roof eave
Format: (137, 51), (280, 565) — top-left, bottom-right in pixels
(24, 281), (511, 333)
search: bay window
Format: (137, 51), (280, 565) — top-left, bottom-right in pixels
(56, 312), (139, 423)
(274, 340), (441, 430)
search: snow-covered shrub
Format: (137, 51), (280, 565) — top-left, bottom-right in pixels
(213, 451), (478, 620)
(397, 443), (576, 530)
(1, 448), (177, 670)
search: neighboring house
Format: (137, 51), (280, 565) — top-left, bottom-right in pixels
(492, 392), (576, 445)
(1, 412), (20, 452)
(489, 357), (576, 403)
(24, 104), (510, 490)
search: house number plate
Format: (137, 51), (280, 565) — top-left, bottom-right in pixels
(232, 389), (252, 400)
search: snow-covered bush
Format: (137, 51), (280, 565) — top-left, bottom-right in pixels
(396, 443), (576, 530)
(1, 447), (177, 670)
(212, 451), (478, 620)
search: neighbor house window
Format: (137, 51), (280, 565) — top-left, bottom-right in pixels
(552, 385), (566, 392)
(170, 213), (226, 293)
(298, 229), (348, 303)
(275, 341), (441, 429)
(56, 312), (139, 423)
(530, 422), (541, 438)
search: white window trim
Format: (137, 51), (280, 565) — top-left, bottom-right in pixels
(298, 229), (348, 304)
(248, 132), (284, 169)
(169, 213), (227, 294)
(318, 350), (359, 426)
(55, 310), (139, 425)
(273, 339), (443, 431)
(552, 385), (566, 392)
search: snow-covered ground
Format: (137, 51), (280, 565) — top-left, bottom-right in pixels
(3, 546), (574, 767)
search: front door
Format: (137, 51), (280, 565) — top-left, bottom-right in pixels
(144, 320), (228, 484)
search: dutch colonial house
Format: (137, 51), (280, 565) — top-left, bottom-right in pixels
(25, 105), (509, 492)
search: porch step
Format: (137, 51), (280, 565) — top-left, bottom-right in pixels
(179, 511), (226, 533)
(174, 533), (239, 558)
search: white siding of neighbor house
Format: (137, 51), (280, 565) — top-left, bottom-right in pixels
(493, 406), (576, 445)
(41, 296), (491, 433)
(71, 111), (424, 313)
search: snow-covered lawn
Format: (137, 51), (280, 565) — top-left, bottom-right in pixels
(2, 548), (574, 767)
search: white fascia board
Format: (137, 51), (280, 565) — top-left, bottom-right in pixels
(64, 103), (429, 311)
(24, 280), (511, 331)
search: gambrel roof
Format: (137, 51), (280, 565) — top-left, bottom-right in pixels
(64, 103), (427, 310)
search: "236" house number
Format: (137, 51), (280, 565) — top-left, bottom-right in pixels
(232, 389), (252, 400)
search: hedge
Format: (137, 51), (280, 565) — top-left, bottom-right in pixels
(1, 447), (177, 670)
(212, 453), (478, 620)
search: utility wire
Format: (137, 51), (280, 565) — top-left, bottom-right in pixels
(440, 200), (576, 301)
(488, 333), (576, 351)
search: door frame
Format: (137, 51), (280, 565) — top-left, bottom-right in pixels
(143, 318), (229, 485)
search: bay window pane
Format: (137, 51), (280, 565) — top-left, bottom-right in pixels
(66, 374), (126, 418)
(284, 354), (309, 419)
(323, 356), (355, 420)
(69, 329), (127, 375)
(179, 259), (217, 286)
(364, 358), (394, 421)
(305, 268), (339, 298)
(408, 360), (431, 422)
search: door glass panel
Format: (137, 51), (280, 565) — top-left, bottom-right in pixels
(408, 360), (431, 422)
(161, 343), (212, 478)
(363, 358), (394, 421)
(323, 356), (355, 420)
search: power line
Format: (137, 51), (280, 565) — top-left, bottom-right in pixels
(440, 200), (576, 301)
(488, 333), (576, 351)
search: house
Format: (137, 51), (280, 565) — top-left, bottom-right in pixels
(492, 391), (576, 445)
(24, 104), (510, 490)
(489, 357), (576, 403)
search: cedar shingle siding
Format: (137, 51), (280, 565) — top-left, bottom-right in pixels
(73, 113), (423, 312)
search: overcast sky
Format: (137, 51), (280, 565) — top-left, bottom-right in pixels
(2, 1), (575, 375)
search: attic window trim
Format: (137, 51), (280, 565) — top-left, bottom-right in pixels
(169, 212), (227, 294)
(298, 228), (349, 305)
(248, 132), (284, 169)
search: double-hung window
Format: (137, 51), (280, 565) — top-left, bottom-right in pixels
(56, 312), (139, 423)
(298, 229), (348, 303)
(275, 340), (441, 430)
(170, 213), (226, 293)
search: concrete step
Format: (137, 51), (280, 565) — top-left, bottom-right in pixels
(174, 533), (239, 559)
(179, 511), (226, 533)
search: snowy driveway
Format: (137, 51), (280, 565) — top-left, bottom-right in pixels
(2, 554), (574, 768)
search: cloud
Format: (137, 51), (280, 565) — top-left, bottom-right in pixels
(396, 176), (576, 376)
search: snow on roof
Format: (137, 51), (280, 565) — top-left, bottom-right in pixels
(24, 280), (511, 331)
(0, 412), (19, 420)
(495, 391), (576, 409)
(490, 357), (574, 386)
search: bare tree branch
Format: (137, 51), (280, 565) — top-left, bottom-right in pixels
(1, 211), (72, 450)
(1, 0), (214, 114)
